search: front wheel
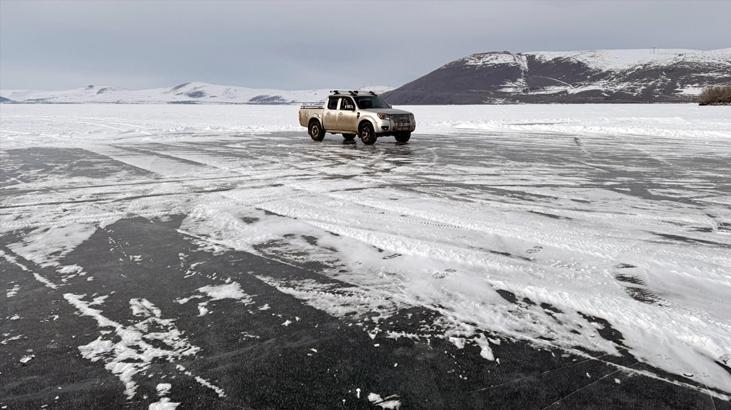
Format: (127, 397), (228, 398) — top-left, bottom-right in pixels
(395, 132), (411, 143)
(308, 120), (324, 141)
(358, 122), (377, 145)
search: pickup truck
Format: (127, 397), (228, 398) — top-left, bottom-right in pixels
(299, 91), (415, 145)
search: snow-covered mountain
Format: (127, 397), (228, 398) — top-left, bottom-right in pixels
(0, 82), (393, 104)
(383, 48), (731, 104)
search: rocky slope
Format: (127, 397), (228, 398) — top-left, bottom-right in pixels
(383, 49), (731, 104)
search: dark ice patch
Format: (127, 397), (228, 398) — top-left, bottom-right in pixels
(541, 303), (563, 314)
(496, 289), (518, 304)
(651, 232), (731, 249)
(577, 313), (629, 353)
(112, 145), (208, 167)
(529, 210), (572, 220)
(382, 253), (402, 260)
(624, 287), (662, 305)
(614, 274), (645, 286)
(0, 147), (152, 187)
(613, 274), (662, 305)
(260, 208), (290, 218)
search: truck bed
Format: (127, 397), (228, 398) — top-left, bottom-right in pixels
(300, 103), (323, 109)
(298, 106), (323, 127)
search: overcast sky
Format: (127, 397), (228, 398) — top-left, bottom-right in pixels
(1, 0), (729, 90)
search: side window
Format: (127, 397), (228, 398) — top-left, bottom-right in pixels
(340, 97), (355, 111)
(327, 97), (338, 110)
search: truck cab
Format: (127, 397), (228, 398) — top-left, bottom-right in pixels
(299, 91), (416, 145)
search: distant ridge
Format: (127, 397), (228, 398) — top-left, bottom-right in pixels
(0, 82), (393, 105)
(382, 48), (731, 104)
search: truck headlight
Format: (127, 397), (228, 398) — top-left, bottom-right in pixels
(377, 113), (390, 120)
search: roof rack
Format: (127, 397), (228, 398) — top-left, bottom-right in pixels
(329, 90), (379, 96)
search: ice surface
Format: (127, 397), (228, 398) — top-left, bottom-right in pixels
(2, 104), (729, 149)
(1, 103), (730, 397)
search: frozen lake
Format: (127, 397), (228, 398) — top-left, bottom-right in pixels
(1, 104), (730, 407)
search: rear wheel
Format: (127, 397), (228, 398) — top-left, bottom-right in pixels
(358, 122), (377, 145)
(395, 132), (411, 143)
(343, 133), (356, 141)
(308, 120), (324, 141)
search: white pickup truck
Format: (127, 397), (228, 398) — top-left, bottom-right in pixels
(298, 91), (415, 145)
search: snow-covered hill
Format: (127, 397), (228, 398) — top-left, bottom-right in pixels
(383, 48), (731, 104)
(0, 82), (393, 105)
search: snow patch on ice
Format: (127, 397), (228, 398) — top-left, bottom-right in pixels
(175, 364), (227, 398)
(175, 282), (253, 316)
(7, 223), (98, 268)
(6, 283), (20, 298)
(64, 294), (201, 399)
(368, 392), (401, 409)
(0, 249), (58, 290)
(149, 398), (179, 410)
(156, 383), (172, 396)
(197, 282), (250, 302)
(1, 334), (23, 345)
(19, 354), (35, 364)
(149, 383), (178, 409)
(254, 276), (401, 322)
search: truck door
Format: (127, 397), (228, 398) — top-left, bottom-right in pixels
(324, 96), (339, 129)
(337, 96), (358, 131)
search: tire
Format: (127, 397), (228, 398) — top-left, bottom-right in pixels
(395, 132), (411, 143)
(308, 120), (324, 141)
(343, 133), (356, 141)
(358, 122), (377, 145)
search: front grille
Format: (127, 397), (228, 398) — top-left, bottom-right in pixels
(391, 114), (410, 122)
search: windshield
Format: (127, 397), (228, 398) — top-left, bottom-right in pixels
(355, 96), (391, 109)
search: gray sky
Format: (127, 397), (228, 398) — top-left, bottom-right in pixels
(1, 0), (729, 90)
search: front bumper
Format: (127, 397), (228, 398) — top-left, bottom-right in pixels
(374, 116), (416, 134)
